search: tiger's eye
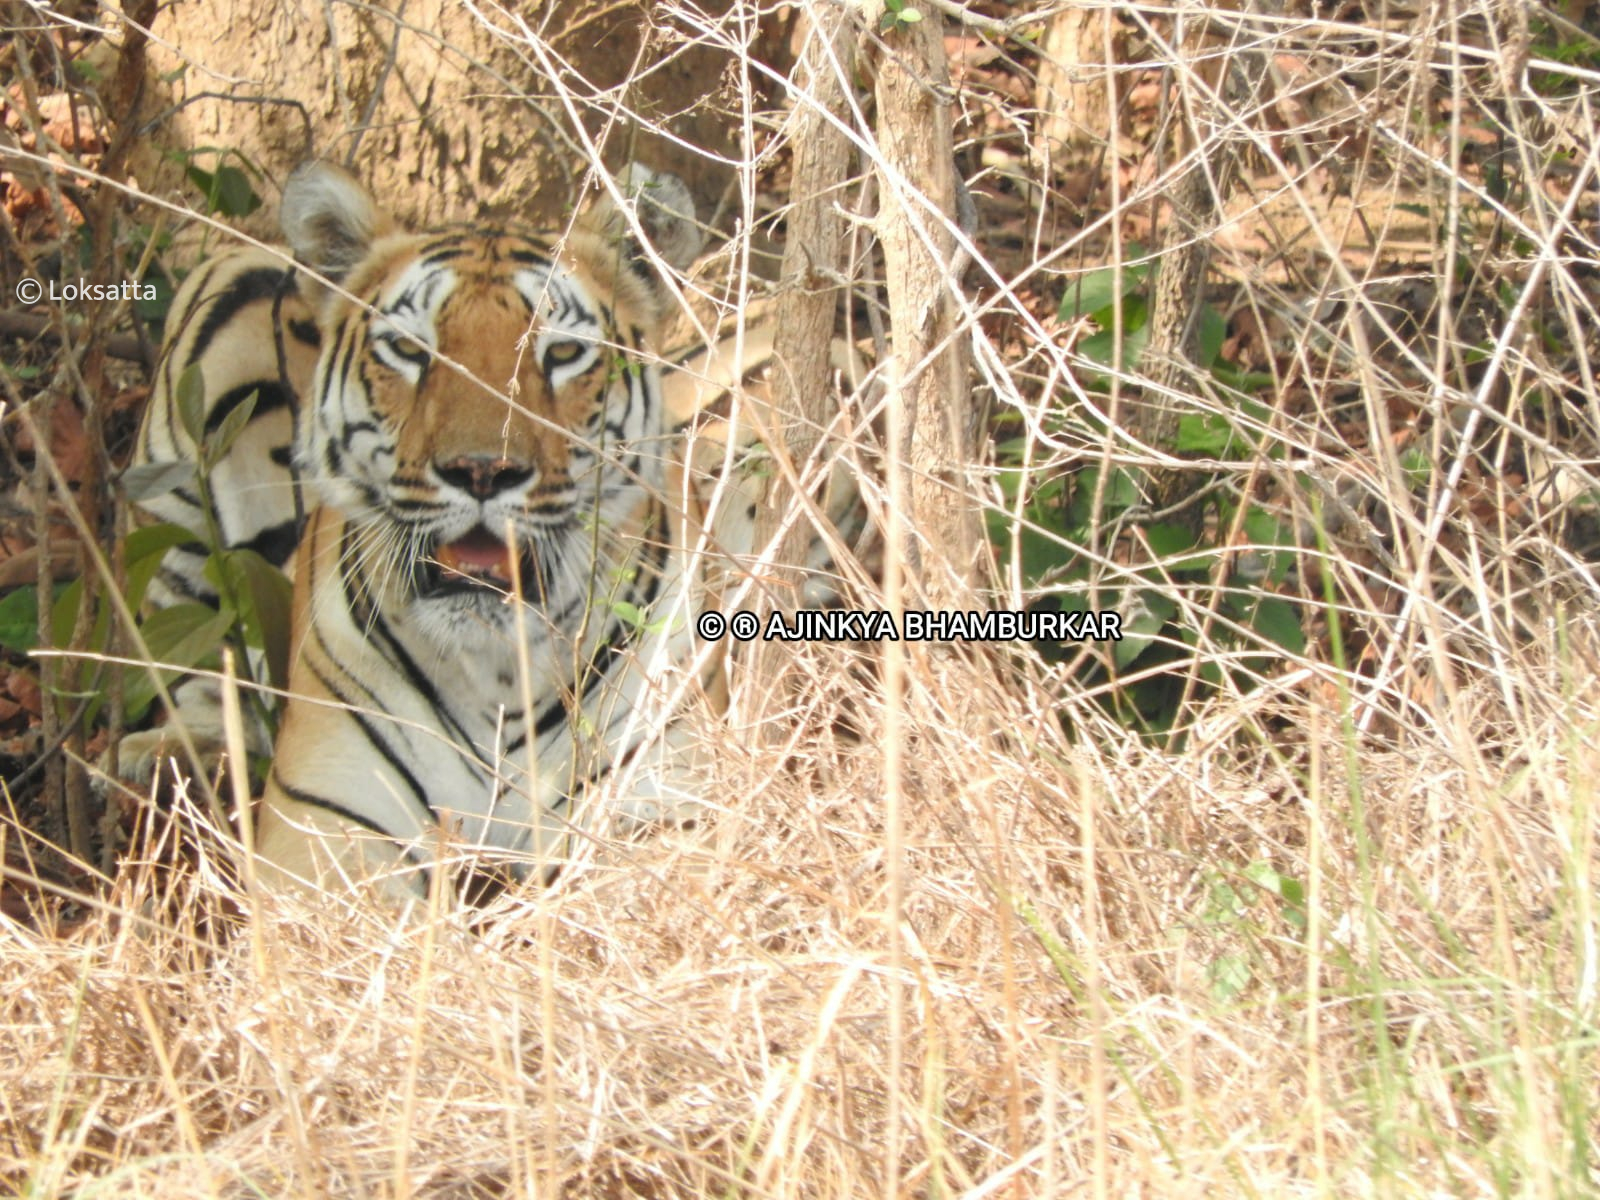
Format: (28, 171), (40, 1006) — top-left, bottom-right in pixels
(545, 340), (586, 367)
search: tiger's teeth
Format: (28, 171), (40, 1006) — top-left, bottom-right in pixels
(436, 527), (515, 583)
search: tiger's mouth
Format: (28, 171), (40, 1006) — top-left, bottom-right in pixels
(422, 525), (537, 596)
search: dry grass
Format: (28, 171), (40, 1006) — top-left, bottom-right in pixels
(5, 0), (1600, 1195)
(4, 633), (1598, 1196)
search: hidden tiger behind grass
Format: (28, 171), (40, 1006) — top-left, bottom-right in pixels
(123, 161), (758, 901)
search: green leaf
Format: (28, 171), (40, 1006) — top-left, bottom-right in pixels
(1113, 589), (1176, 669)
(205, 389), (259, 466)
(122, 460), (198, 503)
(205, 550), (292, 689)
(1244, 861), (1308, 932)
(50, 577), (84, 650)
(1204, 874), (1249, 924)
(1143, 522), (1197, 559)
(1244, 595), (1305, 655)
(1076, 296), (1151, 370)
(186, 163), (261, 218)
(175, 362), (207, 445)
(1065, 465), (1141, 528)
(1174, 412), (1236, 456)
(124, 523), (204, 613)
(988, 510), (1076, 589)
(122, 602), (235, 722)
(1242, 507), (1295, 585)
(0, 587), (43, 653)
(1209, 362), (1276, 393)
(1400, 446), (1431, 489)
(135, 270), (175, 324)
(126, 523), (203, 564)
(1058, 255), (1149, 323)
(1207, 953), (1252, 1002)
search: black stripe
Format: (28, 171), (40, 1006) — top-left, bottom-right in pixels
(335, 524), (375, 629)
(419, 245), (471, 268)
(239, 518), (300, 568)
(272, 771), (408, 840)
(268, 771), (433, 891)
(163, 538), (211, 560)
(187, 267), (291, 365)
(334, 524), (478, 752)
(365, 610), (480, 752)
(306, 650), (438, 827)
(203, 379), (293, 436)
(286, 317), (320, 347)
(330, 323), (362, 404)
(153, 563), (214, 603)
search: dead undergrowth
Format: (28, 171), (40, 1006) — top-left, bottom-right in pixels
(3, 0), (1600, 1195)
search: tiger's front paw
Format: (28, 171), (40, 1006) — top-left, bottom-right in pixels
(109, 726), (222, 789)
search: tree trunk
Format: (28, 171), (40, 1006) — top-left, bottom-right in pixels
(867, 4), (978, 606)
(742, 7), (856, 699)
(1034, 7), (1114, 169)
(1136, 10), (1249, 515)
(139, 0), (772, 234)
(752, 5), (854, 612)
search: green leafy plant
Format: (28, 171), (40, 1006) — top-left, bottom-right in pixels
(180, 150), (264, 219)
(878, 0), (923, 34)
(988, 261), (1306, 735)
(1199, 860), (1310, 1002)
(1, 366), (294, 757)
(126, 364), (292, 721)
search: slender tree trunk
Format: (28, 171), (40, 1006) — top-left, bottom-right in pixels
(753, 5), (854, 609)
(868, 3), (979, 605)
(745, 5), (857, 701)
(1138, 7), (1253, 514)
(1034, 7), (1113, 170)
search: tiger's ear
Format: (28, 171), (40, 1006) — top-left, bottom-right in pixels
(580, 164), (704, 311)
(280, 161), (391, 283)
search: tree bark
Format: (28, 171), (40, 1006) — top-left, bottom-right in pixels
(868, 3), (979, 605)
(753, 6), (855, 612)
(742, 6), (857, 701)
(1034, 7), (1114, 169)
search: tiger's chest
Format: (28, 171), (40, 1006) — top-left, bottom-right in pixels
(279, 497), (681, 839)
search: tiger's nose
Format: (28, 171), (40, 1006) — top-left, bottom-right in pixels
(435, 456), (535, 499)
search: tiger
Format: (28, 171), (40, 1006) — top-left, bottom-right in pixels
(122, 160), (792, 901)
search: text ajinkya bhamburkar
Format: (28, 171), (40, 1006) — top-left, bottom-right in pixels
(696, 608), (1123, 644)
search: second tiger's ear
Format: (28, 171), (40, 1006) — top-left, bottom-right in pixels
(579, 164), (704, 313)
(280, 160), (392, 284)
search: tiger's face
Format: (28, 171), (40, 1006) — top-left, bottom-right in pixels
(282, 163), (700, 639)
(299, 234), (663, 631)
